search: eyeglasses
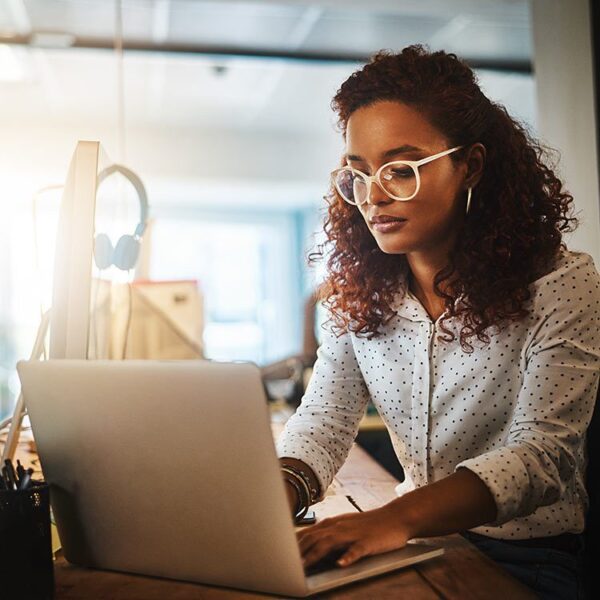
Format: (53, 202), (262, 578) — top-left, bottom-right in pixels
(331, 145), (464, 206)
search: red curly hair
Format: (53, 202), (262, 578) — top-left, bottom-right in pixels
(309, 44), (579, 353)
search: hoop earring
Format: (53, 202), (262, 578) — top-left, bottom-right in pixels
(465, 187), (472, 215)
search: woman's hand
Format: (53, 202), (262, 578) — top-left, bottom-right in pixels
(297, 503), (413, 568)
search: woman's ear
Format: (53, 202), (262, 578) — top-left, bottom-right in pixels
(464, 142), (486, 190)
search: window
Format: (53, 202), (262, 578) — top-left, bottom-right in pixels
(149, 210), (303, 365)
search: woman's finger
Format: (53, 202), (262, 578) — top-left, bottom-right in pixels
(336, 541), (370, 567)
(298, 530), (323, 554)
(296, 517), (340, 546)
(300, 516), (336, 533)
(297, 523), (324, 544)
(302, 537), (344, 568)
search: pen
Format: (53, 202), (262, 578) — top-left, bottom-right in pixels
(4, 460), (17, 491)
(16, 460), (25, 484)
(2, 466), (14, 490)
(18, 469), (33, 491)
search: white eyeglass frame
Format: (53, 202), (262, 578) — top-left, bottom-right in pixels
(332, 145), (464, 205)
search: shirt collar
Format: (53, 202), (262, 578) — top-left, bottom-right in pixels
(391, 286), (434, 323)
(390, 279), (464, 325)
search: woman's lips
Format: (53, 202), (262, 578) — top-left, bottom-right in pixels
(372, 220), (408, 233)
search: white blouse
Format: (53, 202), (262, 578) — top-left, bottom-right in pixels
(276, 248), (600, 540)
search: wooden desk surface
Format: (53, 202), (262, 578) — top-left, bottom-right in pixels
(2, 418), (537, 599)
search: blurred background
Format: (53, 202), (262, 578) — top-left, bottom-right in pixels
(0, 0), (597, 425)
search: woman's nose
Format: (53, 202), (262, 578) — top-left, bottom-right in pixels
(367, 179), (393, 205)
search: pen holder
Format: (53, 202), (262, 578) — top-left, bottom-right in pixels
(0, 481), (54, 600)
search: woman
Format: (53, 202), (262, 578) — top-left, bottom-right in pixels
(276, 45), (599, 599)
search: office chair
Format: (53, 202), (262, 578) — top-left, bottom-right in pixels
(583, 376), (600, 598)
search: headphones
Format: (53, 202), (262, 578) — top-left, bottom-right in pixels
(93, 164), (149, 271)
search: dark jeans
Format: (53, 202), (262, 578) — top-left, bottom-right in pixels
(461, 530), (587, 600)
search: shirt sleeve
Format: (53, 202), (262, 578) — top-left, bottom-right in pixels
(275, 325), (371, 500)
(454, 254), (600, 527)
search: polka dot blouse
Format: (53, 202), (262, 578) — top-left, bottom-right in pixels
(276, 248), (600, 540)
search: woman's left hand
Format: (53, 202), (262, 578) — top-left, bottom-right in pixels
(297, 503), (413, 568)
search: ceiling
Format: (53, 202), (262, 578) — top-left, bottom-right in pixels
(0, 0), (535, 135)
(0, 0), (536, 212)
(0, 0), (532, 66)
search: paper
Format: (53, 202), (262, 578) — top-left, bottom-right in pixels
(312, 495), (360, 522)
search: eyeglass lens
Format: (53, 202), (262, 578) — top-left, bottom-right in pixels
(334, 163), (417, 204)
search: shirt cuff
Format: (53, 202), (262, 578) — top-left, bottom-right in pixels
(454, 446), (531, 527)
(276, 432), (336, 502)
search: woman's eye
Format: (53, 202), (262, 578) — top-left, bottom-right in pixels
(387, 168), (411, 177)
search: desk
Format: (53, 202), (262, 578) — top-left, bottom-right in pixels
(2, 419), (537, 599)
(269, 398), (386, 432)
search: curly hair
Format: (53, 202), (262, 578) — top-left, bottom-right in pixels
(309, 44), (579, 353)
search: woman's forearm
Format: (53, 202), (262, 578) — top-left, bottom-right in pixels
(383, 466), (498, 538)
(279, 457), (321, 505)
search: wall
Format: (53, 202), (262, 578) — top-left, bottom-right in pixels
(531, 0), (600, 265)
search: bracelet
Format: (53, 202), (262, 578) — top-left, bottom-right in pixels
(281, 468), (310, 520)
(282, 467), (310, 507)
(283, 473), (309, 522)
(281, 463), (320, 504)
(282, 475), (303, 515)
(293, 494), (309, 522)
(294, 502), (309, 522)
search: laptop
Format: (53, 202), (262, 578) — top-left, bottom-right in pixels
(17, 359), (444, 597)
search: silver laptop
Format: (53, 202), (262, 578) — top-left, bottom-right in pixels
(17, 359), (444, 597)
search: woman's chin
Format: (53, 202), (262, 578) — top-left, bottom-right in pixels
(374, 237), (412, 255)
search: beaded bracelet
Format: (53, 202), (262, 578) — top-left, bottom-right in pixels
(281, 467), (310, 507)
(281, 463), (320, 504)
(285, 477), (302, 515)
(282, 469), (310, 521)
(282, 474), (303, 515)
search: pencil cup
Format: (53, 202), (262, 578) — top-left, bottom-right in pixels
(0, 481), (54, 600)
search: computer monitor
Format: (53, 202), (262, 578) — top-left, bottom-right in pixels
(0, 140), (137, 462)
(49, 139), (148, 359)
(49, 140), (101, 359)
